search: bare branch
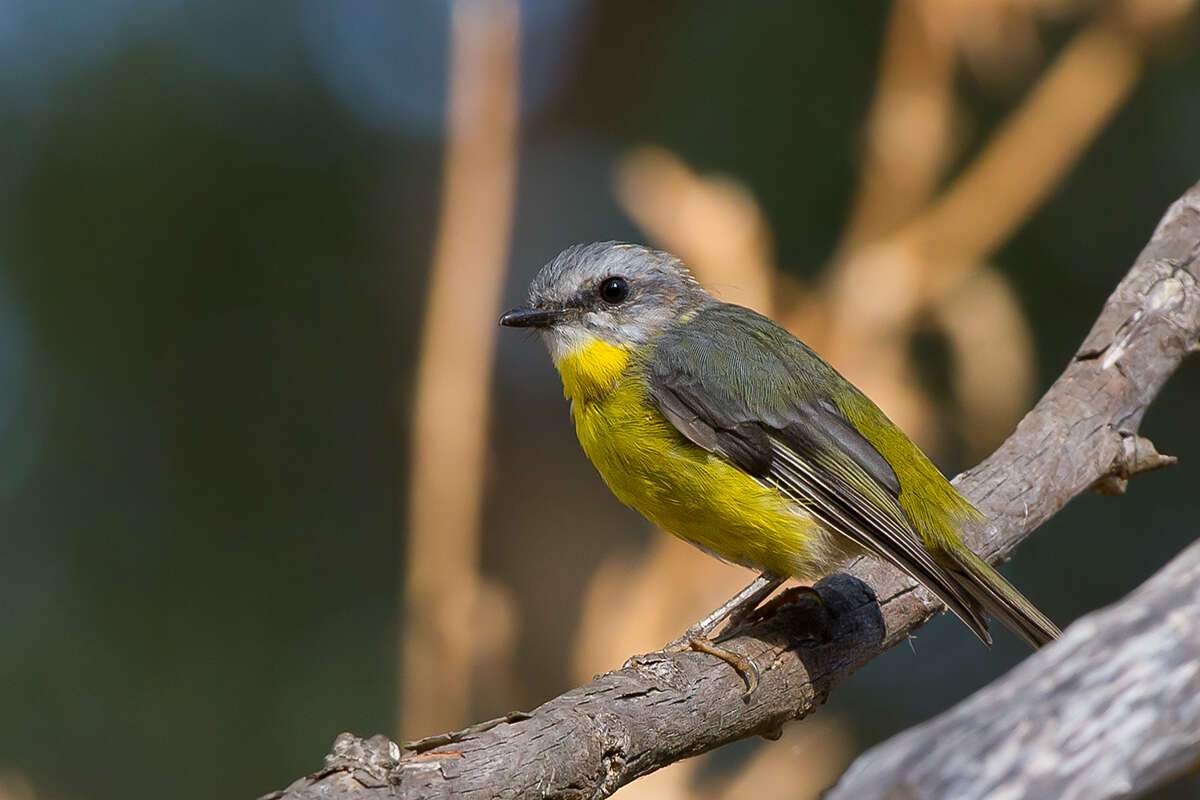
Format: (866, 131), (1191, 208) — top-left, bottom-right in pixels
(826, 539), (1200, 800)
(263, 181), (1200, 800)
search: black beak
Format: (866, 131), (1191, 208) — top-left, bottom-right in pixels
(499, 306), (565, 328)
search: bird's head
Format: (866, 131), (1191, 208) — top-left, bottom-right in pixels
(500, 242), (710, 364)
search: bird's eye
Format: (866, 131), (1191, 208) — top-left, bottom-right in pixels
(599, 276), (629, 304)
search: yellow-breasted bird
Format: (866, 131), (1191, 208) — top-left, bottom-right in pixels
(500, 242), (1059, 688)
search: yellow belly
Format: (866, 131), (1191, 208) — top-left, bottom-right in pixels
(556, 338), (836, 579)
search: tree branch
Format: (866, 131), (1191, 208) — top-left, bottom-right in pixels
(826, 539), (1200, 800)
(262, 180), (1200, 800)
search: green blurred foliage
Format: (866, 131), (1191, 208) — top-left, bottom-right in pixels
(0, 38), (423, 798)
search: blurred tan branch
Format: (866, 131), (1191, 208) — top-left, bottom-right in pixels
(399, 0), (520, 739)
(840, 0), (960, 249)
(888, 21), (1139, 301)
(822, 0), (1191, 421)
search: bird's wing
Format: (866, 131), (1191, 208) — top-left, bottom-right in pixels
(646, 304), (990, 641)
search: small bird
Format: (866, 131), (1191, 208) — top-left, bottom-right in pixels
(500, 242), (1059, 688)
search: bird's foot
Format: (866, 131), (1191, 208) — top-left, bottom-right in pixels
(624, 573), (785, 696)
(680, 635), (760, 698)
(624, 583), (828, 696)
(625, 631), (761, 698)
(628, 628), (758, 695)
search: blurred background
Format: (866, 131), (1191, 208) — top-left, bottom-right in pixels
(0, 1), (1198, 798)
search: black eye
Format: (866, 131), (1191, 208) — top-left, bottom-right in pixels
(599, 276), (629, 304)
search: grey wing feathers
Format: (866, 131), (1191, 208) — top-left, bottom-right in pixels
(783, 400), (900, 495)
(652, 381), (773, 476)
(765, 435), (991, 642)
(646, 304), (992, 642)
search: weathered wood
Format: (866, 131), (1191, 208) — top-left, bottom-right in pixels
(827, 540), (1200, 800)
(262, 180), (1200, 800)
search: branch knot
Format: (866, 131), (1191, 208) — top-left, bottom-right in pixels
(1090, 431), (1176, 496)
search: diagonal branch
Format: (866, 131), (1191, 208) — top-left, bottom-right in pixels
(263, 180), (1200, 800)
(826, 539), (1200, 800)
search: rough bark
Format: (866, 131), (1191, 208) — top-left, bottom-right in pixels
(262, 180), (1200, 800)
(827, 540), (1200, 800)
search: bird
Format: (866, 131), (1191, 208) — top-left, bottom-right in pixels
(499, 241), (1060, 692)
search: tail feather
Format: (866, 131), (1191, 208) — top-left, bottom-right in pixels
(947, 548), (1061, 649)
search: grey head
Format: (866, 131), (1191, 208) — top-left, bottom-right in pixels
(500, 242), (713, 362)
(499, 239), (710, 362)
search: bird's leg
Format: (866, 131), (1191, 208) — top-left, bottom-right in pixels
(673, 572), (786, 645)
(744, 584), (823, 624)
(626, 573), (785, 698)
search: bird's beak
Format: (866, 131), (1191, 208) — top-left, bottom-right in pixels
(499, 306), (566, 328)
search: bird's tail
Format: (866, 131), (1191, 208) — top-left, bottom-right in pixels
(946, 548), (1061, 649)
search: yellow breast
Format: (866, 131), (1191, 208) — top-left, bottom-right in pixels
(554, 337), (832, 579)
